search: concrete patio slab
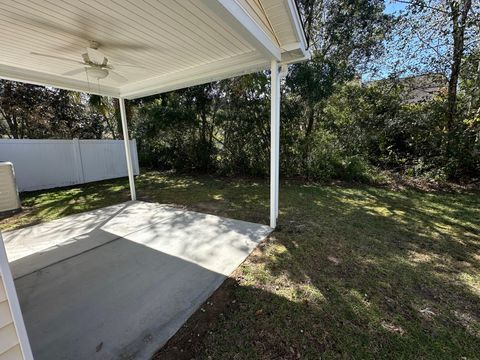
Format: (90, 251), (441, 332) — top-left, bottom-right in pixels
(4, 201), (271, 360)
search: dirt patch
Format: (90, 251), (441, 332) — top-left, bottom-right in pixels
(151, 277), (239, 360)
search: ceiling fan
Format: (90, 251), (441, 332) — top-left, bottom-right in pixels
(31, 40), (141, 83)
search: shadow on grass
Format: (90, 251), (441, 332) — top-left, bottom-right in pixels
(157, 181), (480, 359)
(253, 184), (480, 358)
(154, 178), (480, 359)
(0, 179), (131, 231)
(158, 273), (479, 360)
(2, 171), (271, 231)
(2, 171), (479, 358)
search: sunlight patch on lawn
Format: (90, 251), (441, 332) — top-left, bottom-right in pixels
(380, 321), (406, 335)
(431, 221), (456, 235)
(328, 196), (399, 219)
(276, 283), (326, 305)
(408, 250), (437, 264)
(138, 174), (202, 189)
(457, 272), (480, 296)
(348, 289), (372, 309)
(452, 310), (480, 337)
(212, 194), (224, 200)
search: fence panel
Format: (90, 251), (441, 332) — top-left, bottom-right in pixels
(0, 139), (139, 192)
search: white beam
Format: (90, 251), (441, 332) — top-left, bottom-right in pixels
(119, 98), (136, 201)
(270, 60), (281, 228)
(0, 64), (120, 98)
(204, 0), (281, 62)
(122, 52), (268, 99)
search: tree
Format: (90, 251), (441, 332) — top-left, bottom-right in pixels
(447, 0), (474, 127)
(88, 95), (121, 139)
(50, 90), (104, 139)
(462, 51), (480, 117)
(382, 0), (479, 138)
(0, 80), (51, 138)
(287, 0), (393, 176)
(0, 80), (107, 139)
(216, 74), (271, 175)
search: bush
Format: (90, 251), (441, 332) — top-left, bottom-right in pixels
(303, 130), (371, 182)
(129, 78), (478, 184)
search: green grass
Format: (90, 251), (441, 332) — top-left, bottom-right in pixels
(1, 171), (479, 359)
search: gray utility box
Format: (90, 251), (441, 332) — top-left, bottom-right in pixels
(0, 161), (21, 214)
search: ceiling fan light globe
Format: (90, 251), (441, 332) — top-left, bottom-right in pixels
(86, 67), (109, 80)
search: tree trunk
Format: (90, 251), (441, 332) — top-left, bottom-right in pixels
(302, 104), (315, 178)
(3, 114), (19, 139)
(0, 83), (20, 139)
(105, 115), (118, 139)
(305, 104), (315, 138)
(468, 56), (480, 114)
(445, 0), (472, 158)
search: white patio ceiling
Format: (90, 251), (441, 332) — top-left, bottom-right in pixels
(0, 0), (308, 99)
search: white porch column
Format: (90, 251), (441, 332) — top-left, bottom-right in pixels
(119, 97), (136, 201)
(270, 60), (281, 228)
(0, 232), (34, 360)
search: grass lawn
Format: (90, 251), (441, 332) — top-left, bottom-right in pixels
(1, 171), (479, 359)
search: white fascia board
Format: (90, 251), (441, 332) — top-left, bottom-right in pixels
(285, 0), (310, 59)
(0, 64), (120, 97)
(203, 0), (281, 62)
(121, 53), (269, 99)
(282, 42), (303, 53)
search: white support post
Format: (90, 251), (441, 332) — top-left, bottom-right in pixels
(270, 60), (281, 228)
(0, 232), (34, 360)
(119, 97), (136, 201)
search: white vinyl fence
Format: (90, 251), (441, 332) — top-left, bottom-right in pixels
(0, 139), (139, 192)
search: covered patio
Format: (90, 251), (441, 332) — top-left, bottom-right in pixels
(0, 1), (309, 359)
(3, 201), (271, 359)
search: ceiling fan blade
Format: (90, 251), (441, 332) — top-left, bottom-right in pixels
(30, 52), (83, 65)
(50, 43), (87, 54)
(20, 15), (151, 51)
(99, 40), (151, 50)
(108, 70), (128, 83)
(22, 15), (91, 40)
(62, 68), (85, 76)
(111, 63), (147, 69)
